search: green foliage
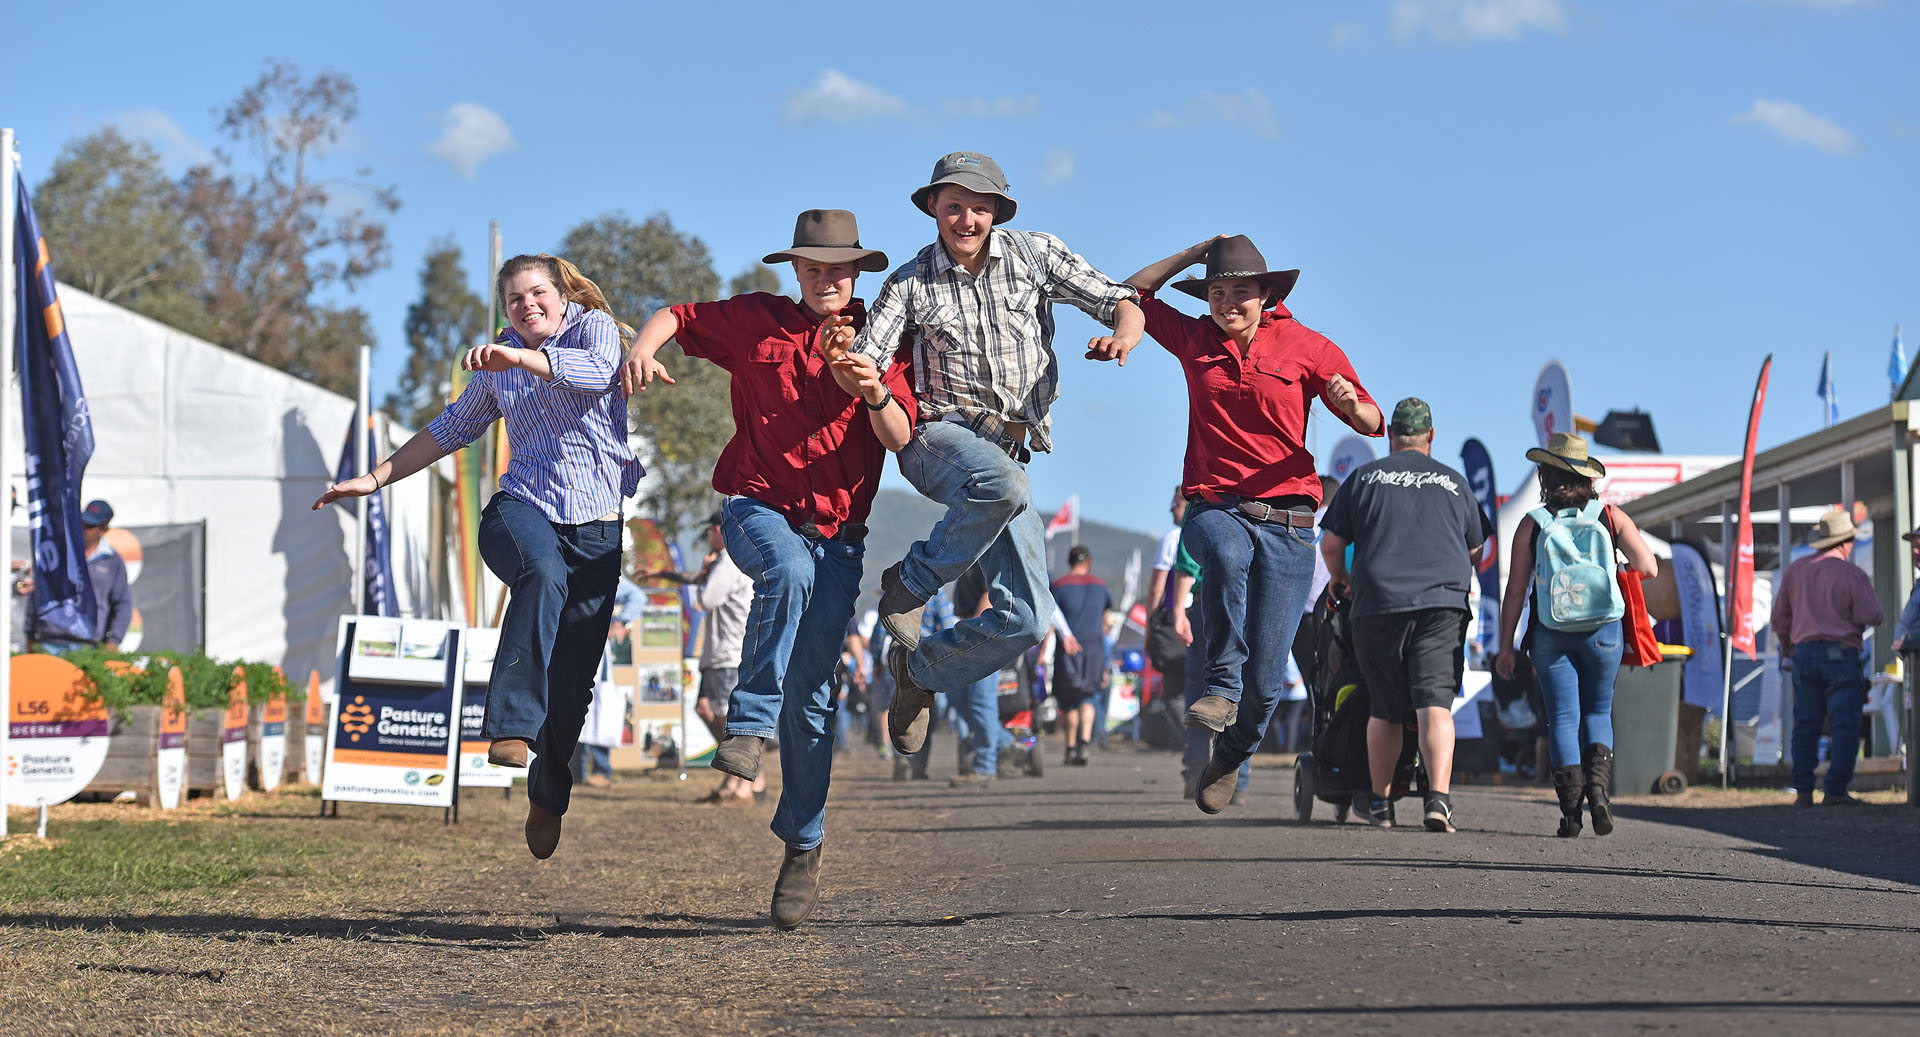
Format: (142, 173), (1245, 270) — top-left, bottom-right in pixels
(61, 648), (140, 717)
(387, 240), (488, 428)
(153, 650), (240, 711)
(558, 211), (730, 542)
(237, 660), (298, 704)
(729, 263), (784, 297)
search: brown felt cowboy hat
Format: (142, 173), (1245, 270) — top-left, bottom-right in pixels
(910, 151), (1017, 223)
(1171, 235), (1301, 306)
(761, 209), (890, 273)
(1526, 432), (1607, 480)
(1809, 508), (1858, 550)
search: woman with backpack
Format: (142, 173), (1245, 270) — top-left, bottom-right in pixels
(1494, 433), (1658, 837)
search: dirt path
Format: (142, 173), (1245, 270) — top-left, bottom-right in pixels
(3, 744), (1917, 1034)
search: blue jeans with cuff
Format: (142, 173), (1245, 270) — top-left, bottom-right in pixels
(893, 421), (1055, 695)
(476, 492), (620, 818)
(1180, 605), (1252, 792)
(1182, 502), (1317, 770)
(1790, 641), (1867, 795)
(720, 494), (864, 851)
(1530, 620), (1622, 769)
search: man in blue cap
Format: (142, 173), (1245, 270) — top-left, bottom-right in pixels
(21, 498), (135, 653)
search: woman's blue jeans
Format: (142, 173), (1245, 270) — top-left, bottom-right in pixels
(475, 493), (620, 818)
(719, 495), (864, 851)
(1182, 503), (1317, 769)
(1529, 620), (1622, 769)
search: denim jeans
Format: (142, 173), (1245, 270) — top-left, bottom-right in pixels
(1530, 620), (1622, 769)
(475, 493), (620, 817)
(1790, 641), (1868, 795)
(571, 743), (612, 779)
(952, 671), (1012, 776)
(1181, 605), (1251, 792)
(1183, 503), (1317, 769)
(719, 495), (864, 850)
(894, 421), (1055, 692)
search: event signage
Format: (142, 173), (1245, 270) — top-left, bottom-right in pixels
(156, 667), (186, 809)
(322, 616), (465, 809)
(4, 654), (110, 806)
(1324, 435), (1376, 485)
(303, 671), (325, 783)
(259, 680), (288, 792)
(1531, 361), (1573, 449)
(1730, 356), (1772, 659)
(222, 679), (248, 801)
(1669, 541), (1727, 712)
(455, 626), (521, 788)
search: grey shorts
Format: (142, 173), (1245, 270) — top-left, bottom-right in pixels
(699, 667), (739, 711)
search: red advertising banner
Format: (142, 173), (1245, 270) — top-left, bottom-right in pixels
(1729, 355), (1772, 659)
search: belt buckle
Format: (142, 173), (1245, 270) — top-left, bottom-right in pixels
(797, 522), (822, 539)
(1245, 500), (1275, 523)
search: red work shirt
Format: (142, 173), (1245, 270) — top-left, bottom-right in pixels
(671, 293), (917, 537)
(1142, 292), (1379, 505)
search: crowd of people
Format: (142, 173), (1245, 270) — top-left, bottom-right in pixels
(314, 148), (1891, 932)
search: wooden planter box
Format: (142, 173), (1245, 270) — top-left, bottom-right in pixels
(245, 703), (308, 789)
(186, 706), (248, 799)
(81, 705), (163, 805)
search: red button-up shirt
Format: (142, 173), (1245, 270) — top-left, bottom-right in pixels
(1142, 292), (1379, 505)
(672, 293), (917, 538)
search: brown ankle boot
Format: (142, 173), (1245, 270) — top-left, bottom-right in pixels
(1551, 766), (1584, 838)
(1582, 743), (1615, 836)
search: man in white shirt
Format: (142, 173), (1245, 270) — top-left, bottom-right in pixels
(659, 512), (757, 802)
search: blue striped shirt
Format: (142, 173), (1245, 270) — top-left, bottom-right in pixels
(425, 302), (643, 524)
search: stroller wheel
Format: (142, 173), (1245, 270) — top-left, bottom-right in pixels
(1025, 747), (1044, 778)
(1292, 754), (1316, 822)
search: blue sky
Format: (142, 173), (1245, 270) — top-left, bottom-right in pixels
(11, 0), (1915, 535)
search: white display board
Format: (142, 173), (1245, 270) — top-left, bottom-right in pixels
(453, 627), (526, 788)
(4, 655), (111, 807)
(320, 616), (466, 808)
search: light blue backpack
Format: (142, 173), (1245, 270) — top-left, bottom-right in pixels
(1529, 499), (1624, 632)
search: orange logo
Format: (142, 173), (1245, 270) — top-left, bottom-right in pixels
(340, 696), (375, 742)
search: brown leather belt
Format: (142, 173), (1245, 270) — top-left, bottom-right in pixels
(795, 521), (868, 542)
(1189, 494), (1317, 527)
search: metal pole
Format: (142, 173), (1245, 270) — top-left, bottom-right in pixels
(354, 344), (371, 614)
(0, 127), (17, 839)
(1720, 500), (1735, 789)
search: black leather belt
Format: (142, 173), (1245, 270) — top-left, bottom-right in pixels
(796, 521), (867, 542)
(1189, 494), (1316, 527)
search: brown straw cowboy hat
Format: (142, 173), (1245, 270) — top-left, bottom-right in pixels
(1172, 235), (1301, 306)
(1808, 508), (1857, 550)
(761, 209), (890, 273)
(910, 151), (1017, 223)
(1526, 432), (1607, 479)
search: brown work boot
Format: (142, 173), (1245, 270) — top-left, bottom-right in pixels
(525, 801), (563, 860)
(878, 563), (929, 652)
(713, 735), (764, 781)
(770, 843), (822, 931)
(886, 643), (932, 755)
(949, 771), (994, 789)
(487, 738), (529, 768)
(1194, 754), (1239, 814)
(1184, 694), (1239, 733)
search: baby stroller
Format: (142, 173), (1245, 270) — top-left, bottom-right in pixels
(1291, 589), (1426, 823)
(997, 648), (1047, 777)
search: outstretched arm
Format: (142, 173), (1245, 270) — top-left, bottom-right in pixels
(312, 426), (451, 510)
(618, 309), (682, 397)
(1124, 237), (1222, 294)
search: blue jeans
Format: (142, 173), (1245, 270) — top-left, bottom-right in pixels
(1790, 641), (1867, 795)
(953, 671), (1012, 776)
(894, 422), (1055, 692)
(719, 495), (864, 851)
(571, 743), (612, 779)
(1183, 503), (1317, 769)
(1530, 620), (1622, 769)
(1181, 605), (1251, 792)
(475, 493), (620, 817)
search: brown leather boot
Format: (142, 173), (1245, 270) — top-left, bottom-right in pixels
(1551, 766), (1584, 838)
(771, 844), (822, 931)
(525, 801), (562, 860)
(877, 563), (928, 652)
(885, 643), (932, 755)
(1582, 743), (1615, 836)
(1184, 694), (1239, 733)
(1194, 753), (1239, 814)
(712, 735), (764, 781)
(487, 738), (529, 768)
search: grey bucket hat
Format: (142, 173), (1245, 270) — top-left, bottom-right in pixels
(910, 151), (1017, 223)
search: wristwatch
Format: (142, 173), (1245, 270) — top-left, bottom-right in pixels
(864, 389), (893, 412)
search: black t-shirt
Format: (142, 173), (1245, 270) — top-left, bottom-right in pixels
(954, 563), (990, 621)
(1320, 450), (1493, 618)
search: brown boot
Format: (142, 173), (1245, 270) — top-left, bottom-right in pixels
(771, 844), (822, 931)
(1194, 753), (1239, 814)
(712, 735), (764, 781)
(1551, 766), (1584, 838)
(1184, 694), (1239, 733)
(885, 643), (932, 755)
(877, 563), (928, 652)
(1582, 743), (1615, 836)
(487, 738), (529, 768)
(525, 801), (562, 860)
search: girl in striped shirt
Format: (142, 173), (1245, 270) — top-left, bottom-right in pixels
(316, 253), (642, 860)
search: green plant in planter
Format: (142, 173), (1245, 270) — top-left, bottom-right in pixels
(237, 660), (294, 705)
(62, 647), (141, 719)
(153, 650), (240, 711)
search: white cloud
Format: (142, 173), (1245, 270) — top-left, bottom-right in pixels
(1139, 88), (1278, 140)
(1390, 0), (1569, 45)
(942, 94), (1040, 119)
(1327, 21), (1371, 48)
(427, 102), (516, 179)
(109, 108), (212, 172)
(1041, 149), (1075, 184)
(1732, 98), (1862, 156)
(783, 70), (908, 124)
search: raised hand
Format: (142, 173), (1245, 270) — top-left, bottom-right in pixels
(619, 350), (675, 397)
(829, 350), (885, 401)
(313, 473), (379, 510)
(1325, 373), (1361, 416)
(462, 343), (521, 373)
(820, 314), (857, 362)
(1084, 335), (1137, 366)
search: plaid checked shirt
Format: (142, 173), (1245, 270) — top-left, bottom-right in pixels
(852, 229), (1136, 455)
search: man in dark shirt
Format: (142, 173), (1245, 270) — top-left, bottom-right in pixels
(1050, 546), (1112, 766)
(1321, 400), (1491, 833)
